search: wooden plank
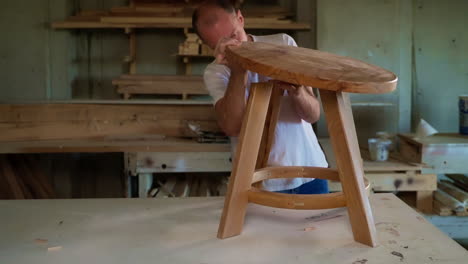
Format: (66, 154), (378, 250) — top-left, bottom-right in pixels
(0, 104), (216, 123)
(366, 172), (437, 192)
(433, 200), (453, 216)
(329, 173), (437, 193)
(361, 148), (424, 171)
(0, 100), (213, 105)
(363, 159), (423, 172)
(101, 16), (295, 25)
(321, 90), (377, 247)
(218, 82), (273, 239)
(101, 16), (191, 24)
(0, 119), (218, 142)
(434, 189), (466, 213)
(0, 138), (230, 154)
(118, 75), (203, 81)
(116, 85), (207, 96)
(0, 104), (219, 142)
(113, 75), (208, 96)
(133, 152), (231, 174)
(51, 20), (311, 30)
(445, 174), (468, 192)
(439, 181), (468, 204)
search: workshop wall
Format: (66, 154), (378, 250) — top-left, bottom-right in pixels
(316, 0), (411, 143)
(0, 0), (466, 134)
(412, 0), (468, 133)
(316, 0), (468, 143)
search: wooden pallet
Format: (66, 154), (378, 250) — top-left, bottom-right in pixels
(398, 133), (468, 174)
(113, 74), (208, 99)
(320, 138), (437, 213)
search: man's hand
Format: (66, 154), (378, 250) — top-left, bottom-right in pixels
(272, 80), (320, 124)
(214, 37), (245, 73)
(272, 80), (313, 98)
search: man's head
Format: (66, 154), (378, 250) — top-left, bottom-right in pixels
(192, 0), (248, 49)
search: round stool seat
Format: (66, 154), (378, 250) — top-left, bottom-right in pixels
(226, 42), (397, 94)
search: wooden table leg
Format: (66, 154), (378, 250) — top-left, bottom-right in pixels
(321, 90), (378, 247)
(218, 82), (273, 239)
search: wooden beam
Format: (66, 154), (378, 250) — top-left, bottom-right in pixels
(0, 138), (230, 154)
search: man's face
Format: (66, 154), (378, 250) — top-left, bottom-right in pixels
(197, 6), (248, 49)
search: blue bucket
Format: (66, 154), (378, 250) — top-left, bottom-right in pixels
(460, 95), (468, 135)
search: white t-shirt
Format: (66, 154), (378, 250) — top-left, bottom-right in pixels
(204, 33), (328, 191)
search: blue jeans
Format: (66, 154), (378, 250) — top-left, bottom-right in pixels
(276, 179), (329, 194)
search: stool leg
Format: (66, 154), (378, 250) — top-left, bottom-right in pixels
(218, 82), (273, 239)
(256, 87), (283, 169)
(321, 90), (378, 247)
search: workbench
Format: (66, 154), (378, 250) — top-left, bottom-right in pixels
(0, 194), (466, 263)
(0, 100), (230, 198)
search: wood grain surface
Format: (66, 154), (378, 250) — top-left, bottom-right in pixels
(226, 42), (398, 94)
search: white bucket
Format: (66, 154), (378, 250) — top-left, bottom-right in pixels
(368, 138), (392, 162)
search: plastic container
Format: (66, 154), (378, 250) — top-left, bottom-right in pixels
(460, 95), (468, 135)
(368, 138), (392, 162)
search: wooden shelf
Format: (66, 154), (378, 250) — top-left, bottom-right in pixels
(178, 54), (213, 58)
(0, 137), (230, 154)
(50, 2), (310, 97)
(112, 74), (208, 100)
(51, 20), (311, 30)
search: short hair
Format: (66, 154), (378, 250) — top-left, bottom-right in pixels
(192, 0), (239, 40)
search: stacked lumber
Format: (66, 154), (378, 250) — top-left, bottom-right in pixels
(0, 155), (55, 199)
(112, 74), (208, 99)
(0, 103), (219, 142)
(433, 176), (468, 216)
(179, 33), (202, 55)
(148, 174), (228, 198)
(178, 33), (213, 56)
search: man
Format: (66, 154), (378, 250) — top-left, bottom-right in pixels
(192, 0), (329, 194)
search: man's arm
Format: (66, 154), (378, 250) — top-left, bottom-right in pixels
(290, 85), (321, 124)
(211, 37), (248, 137)
(274, 81), (320, 124)
(214, 69), (248, 136)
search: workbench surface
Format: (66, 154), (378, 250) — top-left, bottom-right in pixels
(0, 194), (466, 263)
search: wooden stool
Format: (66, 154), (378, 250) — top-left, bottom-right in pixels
(217, 42), (398, 247)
